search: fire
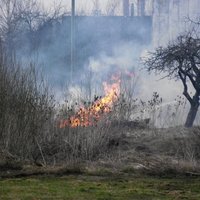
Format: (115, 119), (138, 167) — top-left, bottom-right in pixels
(60, 77), (121, 128)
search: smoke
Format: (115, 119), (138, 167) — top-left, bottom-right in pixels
(13, 0), (200, 126)
(16, 14), (178, 99)
(16, 15), (151, 88)
(88, 42), (140, 73)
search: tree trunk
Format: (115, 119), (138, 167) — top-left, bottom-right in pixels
(185, 103), (199, 128)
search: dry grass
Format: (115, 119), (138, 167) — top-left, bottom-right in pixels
(0, 41), (200, 177)
(0, 44), (55, 162)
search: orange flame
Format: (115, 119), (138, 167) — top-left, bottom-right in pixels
(60, 77), (120, 128)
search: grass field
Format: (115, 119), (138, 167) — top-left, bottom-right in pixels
(0, 175), (200, 200)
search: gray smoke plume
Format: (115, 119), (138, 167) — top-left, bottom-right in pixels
(14, 0), (200, 126)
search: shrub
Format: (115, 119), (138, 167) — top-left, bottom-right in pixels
(0, 42), (55, 161)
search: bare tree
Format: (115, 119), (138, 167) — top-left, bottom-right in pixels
(92, 0), (101, 16)
(144, 34), (200, 127)
(38, 1), (65, 26)
(17, 0), (41, 32)
(0, 0), (65, 53)
(0, 0), (22, 53)
(105, 0), (121, 16)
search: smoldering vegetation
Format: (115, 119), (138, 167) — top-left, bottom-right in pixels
(0, 43), (200, 177)
(0, 0), (200, 178)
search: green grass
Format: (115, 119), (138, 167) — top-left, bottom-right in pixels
(0, 175), (200, 200)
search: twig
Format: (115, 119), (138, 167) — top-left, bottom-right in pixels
(35, 137), (47, 167)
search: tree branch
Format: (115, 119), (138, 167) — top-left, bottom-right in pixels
(178, 71), (193, 105)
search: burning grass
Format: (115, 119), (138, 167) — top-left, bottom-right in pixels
(59, 75), (121, 128)
(1, 44), (200, 181)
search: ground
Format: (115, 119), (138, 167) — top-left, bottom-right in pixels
(0, 127), (200, 199)
(0, 175), (200, 200)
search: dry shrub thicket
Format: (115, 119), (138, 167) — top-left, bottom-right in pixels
(0, 42), (200, 175)
(0, 46), (125, 165)
(0, 44), (55, 162)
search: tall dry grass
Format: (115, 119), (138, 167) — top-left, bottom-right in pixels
(0, 42), (55, 161)
(1, 41), (199, 174)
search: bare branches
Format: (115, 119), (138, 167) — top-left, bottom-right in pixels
(0, 47), (55, 159)
(0, 0), (65, 53)
(0, 0), (21, 36)
(105, 0), (120, 16)
(18, 0), (65, 32)
(143, 34), (200, 127)
(0, 0), (65, 34)
(92, 0), (101, 16)
(41, 1), (65, 24)
(178, 70), (193, 105)
(144, 35), (200, 80)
